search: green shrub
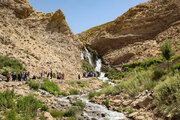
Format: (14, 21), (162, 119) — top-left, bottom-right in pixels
(152, 70), (165, 80)
(154, 72), (180, 118)
(88, 91), (101, 99)
(58, 92), (68, 96)
(0, 55), (25, 74)
(101, 71), (158, 96)
(52, 73), (56, 78)
(41, 79), (59, 96)
(82, 59), (94, 72)
(105, 98), (110, 107)
(5, 110), (19, 120)
(0, 89), (16, 110)
(41, 105), (49, 111)
(77, 81), (87, 88)
(161, 39), (174, 61)
(17, 95), (42, 118)
(69, 89), (79, 95)
(50, 110), (65, 118)
(26, 81), (40, 91)
(64, 108), (76, 117)
(173, 63), (180, 70)
(73, 100), (86, 110)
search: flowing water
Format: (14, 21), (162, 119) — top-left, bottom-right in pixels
(57, 93), (127, 120)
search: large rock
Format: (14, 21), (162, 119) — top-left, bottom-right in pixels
(79, 0), (180, 66)
(0, 0), (83, 79)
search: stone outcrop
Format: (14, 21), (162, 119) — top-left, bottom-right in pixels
(79, 0), (180, 67)
(0, 0), (83, 79)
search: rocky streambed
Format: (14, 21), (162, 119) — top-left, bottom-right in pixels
(57, 92), (127, 120)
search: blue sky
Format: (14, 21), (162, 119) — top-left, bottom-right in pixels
(28, 0), (149, 34)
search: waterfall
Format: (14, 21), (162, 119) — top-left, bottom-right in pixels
(81, 51), (84, 60)
(84, 47), (94, 66)
(82, 46), (110, 82)
(95, 58), (109, 82)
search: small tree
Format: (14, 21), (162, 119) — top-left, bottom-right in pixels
(161, 39), (174, 69)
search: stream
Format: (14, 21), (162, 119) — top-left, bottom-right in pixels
(56, 47), (127, 119)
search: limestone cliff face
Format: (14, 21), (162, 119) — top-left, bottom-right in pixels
(0, 0), (82, 79)
(79, 0), (180, 66)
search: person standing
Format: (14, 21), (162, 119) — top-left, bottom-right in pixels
(78, 74), (80, 80)
(7, 73), (10, 82)
(50, 71), (53, 79)
(18, 72), (21, 81)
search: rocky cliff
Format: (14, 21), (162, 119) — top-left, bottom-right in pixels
(0, 0), (82, 79)
(79, 0), (180, 67)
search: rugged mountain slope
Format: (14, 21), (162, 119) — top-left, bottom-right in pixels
(0, 0), (82, 79)
(79, 0), (180, 66)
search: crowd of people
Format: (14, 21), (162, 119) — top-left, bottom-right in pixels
(6, 71), (30, 82)
(39, 71), (65, 80)
(82, 71), (100, 78)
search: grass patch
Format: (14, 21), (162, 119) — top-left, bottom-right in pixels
(41, 79), (59, 96)
(50, 108), (76, 118)
(154, 71), (180, 118)
(72, 100), (86, 110)
(58, 91), (68, 96)
(0, 90), (45, 120)
(152, 70), (165, 80)
(69, 89), (79, 95)
(82, 59), (94, 72)
(88, 91), (101, 99)
(0, 55), (26, 76)
(26, 81), (40, 91)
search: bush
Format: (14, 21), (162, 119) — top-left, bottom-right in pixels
(41, 105), (49, 111)
(161, 39), (174, 61)
(154, 72), (180, 118)
(88, 91), (101, 99)
(58, 92), (68, 96)
(82, 59), (94, 72)
(0, 89), (16, 110)
(73, 100), (86, 110)
(101, 71), (158, 96)
(105, 98), (110, 107)
(69, 89), (79, 95)
(50, 110), (65, 118)
(26, 81), (40, 91)
(64, 108), (76, 117)
(17, 95), (42, 118)
(41, 79), (59, 96)
(173, 63), (180, 70)
(0, 55), (25, 74)
(152, 70), (165, 80)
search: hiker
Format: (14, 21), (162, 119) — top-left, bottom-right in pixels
(40, 71), (43, 78)
(26, 72), (30, 81)
(83, 72), (86, 78)
(7, 73), (10, 82)
(32, 75), (36, 80)
(12, 72), (16, 81)
(50, 71), (53, 79)
(22, 72), (25, 81)
(57, 72), (61, 79)
(47, 72), (49, 79)
(62, 73), (64, 80)
(78, 74), (80, 80)
(18, 72), (21, 81)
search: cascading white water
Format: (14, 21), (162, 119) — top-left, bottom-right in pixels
(81, 51), (84, 60)
(84, 47), (94, 66)
(95, 59), (109, 81)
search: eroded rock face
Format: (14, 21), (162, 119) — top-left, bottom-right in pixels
(0, 0), (83, 79)
(79, 0), (180, 66)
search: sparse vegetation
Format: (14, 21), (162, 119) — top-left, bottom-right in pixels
(105, 98), (110, 107)
(72, 100), (86, 110)
(0, 89), (46, 120)
(50, 108), (76, 118)
(69, 89), (79, 95)
(41, 79), (59, 96)
(82, 59), (94, 72)
(0, 55), (26, 76)
(58, 91), (68, 96)
(26, 81), (40, 91)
